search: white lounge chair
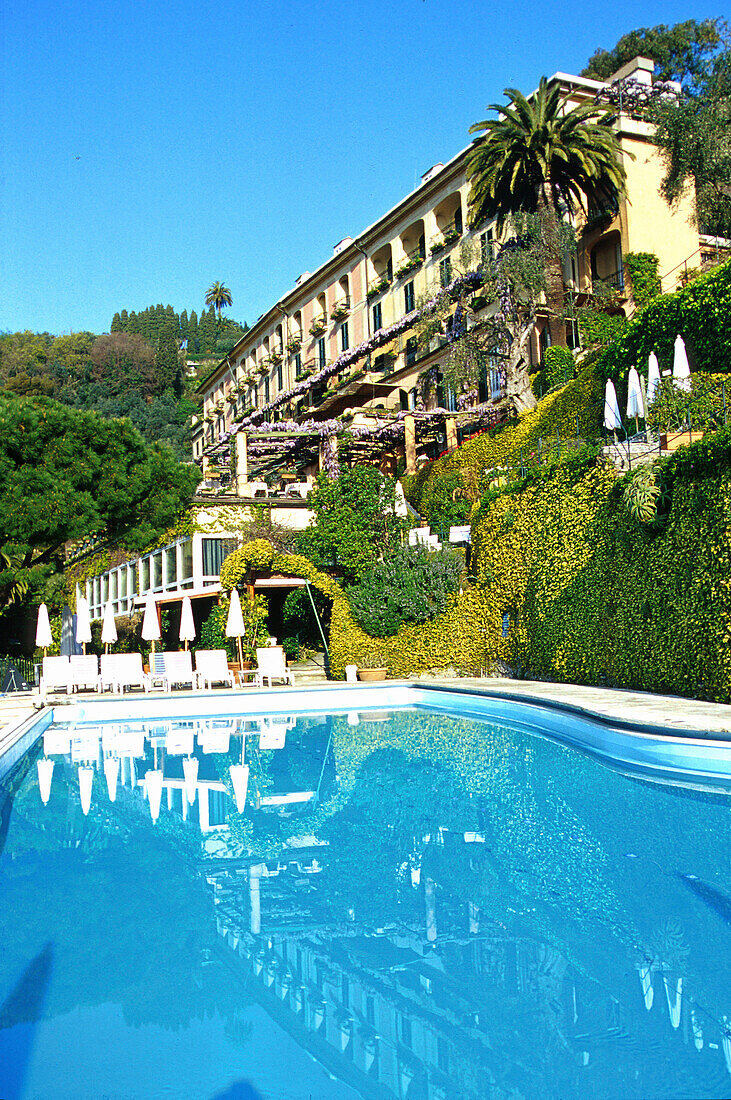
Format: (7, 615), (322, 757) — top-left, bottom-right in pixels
(254, 646), (295, 688)
(69, 655), (100, 693)
(40, 655), (72, 700)
(194, 649), (235, 690)
(100, 653), (150, 694)
(163, 650), (195, 690)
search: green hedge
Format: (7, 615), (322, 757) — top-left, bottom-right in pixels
(601, 258), (731, 382)
(403, 363), (604, 522)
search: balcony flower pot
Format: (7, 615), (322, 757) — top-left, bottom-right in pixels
(357, 667), (388, 682)
(286, 338), (302, 353)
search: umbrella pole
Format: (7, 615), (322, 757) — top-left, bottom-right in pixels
(184, 639), (188, 652)
(237, 635), (243, 668)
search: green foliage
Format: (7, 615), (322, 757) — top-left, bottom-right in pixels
(296, 466), (407, 584)
(580, 19), (727, 88)
(576, 305), (628, 348)
(651, 47), (731, 237)
(346, 545), (465, 637)
(647, 373), (728, 433)
(540, 346), (575, 391)
(413, 468), (471, 531)
(601, 258), (731, 381)
(0, 395), (199, 614)
(624, 253), (662, 310)
(404, 363), (605, 517)
(198, 591), (269, 661)
(622, 462), (663, 525)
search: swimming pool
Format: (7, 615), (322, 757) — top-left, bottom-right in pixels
(1, 687), (730, 1098)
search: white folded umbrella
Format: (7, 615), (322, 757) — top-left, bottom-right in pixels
(75, 596), (92, 652)
(141, 591), (161, 654)
(673, 334), (691, 392)
(179, 596), (196, 651)
(36, 603), (53, 653)
(626, 367), (644, 421)
(603, 380), (622, 431)
(37, 758), (54, 805)
(101, 600), (117, 653)
(78, 765), (94, 816)
(647, 352), (661, 406)
(226, 588), (246, 667)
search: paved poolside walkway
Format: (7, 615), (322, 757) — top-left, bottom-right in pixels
(428, 676), (731, 736)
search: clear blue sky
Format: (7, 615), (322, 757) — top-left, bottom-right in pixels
(0, 0), (719, 336)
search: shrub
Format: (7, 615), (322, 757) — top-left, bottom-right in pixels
(534, 346), (575, 393)
(346, 545), (464, 637)
(624, 252), (661, 311)
(647, 373), (728, 434)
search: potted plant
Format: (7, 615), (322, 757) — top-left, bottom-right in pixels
(357, 653), (389, 681)
(309, 317), (327, 337)
(330, 300), (349, 321)
(286, 336), (302, 353)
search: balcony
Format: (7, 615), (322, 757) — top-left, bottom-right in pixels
(366, 274), (391, 301)
(582, 201), (620, 234)
(592, 268), (626, 294)
(330, 297), (350, 321)
(395, 247), (425, 281)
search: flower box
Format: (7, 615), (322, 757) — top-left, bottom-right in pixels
(395, 256), (422, 280)
(366, 275), (390, 301)
(309, 319), (327, 337)
(330, 301), (349, 321)
(286, 337), (302, 353)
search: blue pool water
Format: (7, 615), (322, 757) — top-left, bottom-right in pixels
(0, 702), (729, 1099)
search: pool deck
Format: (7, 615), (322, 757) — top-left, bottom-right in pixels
(429, 677), (731, 736)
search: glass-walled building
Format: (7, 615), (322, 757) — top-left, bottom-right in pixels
(84, 532), (239, 621)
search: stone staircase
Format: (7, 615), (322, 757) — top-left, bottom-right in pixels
(289, 656), (329, 685)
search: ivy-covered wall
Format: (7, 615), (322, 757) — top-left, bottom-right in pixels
(404, 364), (605, 526)
(334, 438), (731, 702)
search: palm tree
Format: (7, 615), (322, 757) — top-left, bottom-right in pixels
(466, 78), (627, 346)
(205, 281), (233, 323)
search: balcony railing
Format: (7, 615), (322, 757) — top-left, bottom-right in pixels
(592, 268), (626, 293)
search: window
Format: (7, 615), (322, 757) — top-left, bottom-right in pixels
(277, 361), (282, 389)
(341, 976), (349, 1008)
(372, 302), (382, 331)
(454, 205), (463, 234)
(181, 539), (193, 582)
(480, 232), (489, 267)
(404, 281), (415, 313)
(366, 996), (375, 1025)
(264, 376), (270, 403)
(341, 321), (349, 351)
(439, 257), (452, 287)
(202, 538), (237, 577)
(387, 257), (393, 281)
(294, 352), (302, 377)
(405, 337), (417, 367)
(399, 1014), (412, 1048)
(318, 337), (326, 368)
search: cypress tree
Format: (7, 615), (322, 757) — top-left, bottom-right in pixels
(119, 309), (129, 331)
(111, 312), (122, 333)
(179, 309), (189, 343)
(127, 311), (140, 335)
(188, 310), (199, 355)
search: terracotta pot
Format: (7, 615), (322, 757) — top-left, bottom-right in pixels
(357, 668), (388, 682)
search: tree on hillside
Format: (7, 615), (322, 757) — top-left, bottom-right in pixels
(296, 466), (406, 585)
(651, 47), (731, 238)
(466, 78), (626, 348)
(205, 281), (233, 321)
(89, 332), (157, 396)
(581, 18), (728, 90)
(0, 396), (200, 616)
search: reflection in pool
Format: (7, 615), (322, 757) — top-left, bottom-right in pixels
(0, 706), (730, 1099)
